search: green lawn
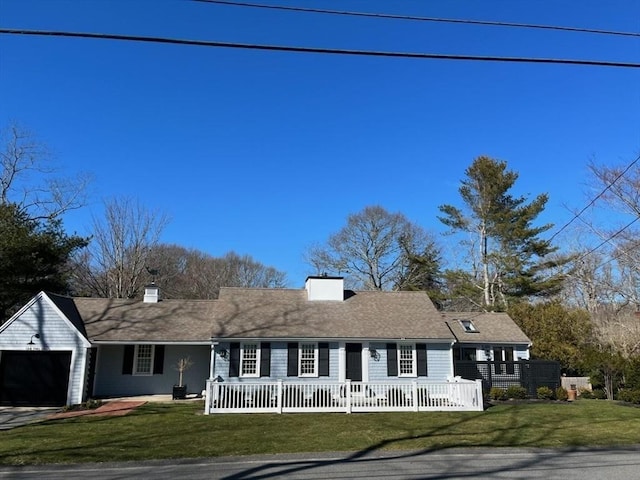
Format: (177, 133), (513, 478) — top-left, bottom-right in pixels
(1, 400), (639, 465)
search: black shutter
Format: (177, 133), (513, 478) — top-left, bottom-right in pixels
(153, 345), (165, 374)
(319, 342), (329, 376)
(416, 343), (427, 377)
(260, 342), (271, 377)
(229, 342), (240, 377)
(287, 342), (298, 376)
(122, 345), (134, 375)
(386, 343), (398, 376)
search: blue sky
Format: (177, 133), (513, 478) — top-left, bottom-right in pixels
(1, 0), (639, 286)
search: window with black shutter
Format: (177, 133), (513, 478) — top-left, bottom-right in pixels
(386, 343), (398, 376)
(260, 342), (271, 377)
(287, 342), (298, 376)
(318, 342), (329, 376)
(229, 342), (240, 377)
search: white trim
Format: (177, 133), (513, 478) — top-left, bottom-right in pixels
(338, 343), (346, 382)
(132, 344), (154, 376)
(298, 342), (318, 377)
(398, 343), (417, 378)
(239, 342), (261, 378)
(362, 342), (371, 382)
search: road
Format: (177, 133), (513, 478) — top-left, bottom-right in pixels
(1, 447), (639, 479)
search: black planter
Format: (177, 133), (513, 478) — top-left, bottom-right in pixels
(172, 385), (187, 400)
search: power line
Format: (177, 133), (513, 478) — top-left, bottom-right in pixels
(192, 0), (640, 38)
(548, 153), (640, 243)
(570, 215), (640, 269)
(2, 29), (639, 68)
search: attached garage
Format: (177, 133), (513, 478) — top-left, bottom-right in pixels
(0, 351), (72, 406)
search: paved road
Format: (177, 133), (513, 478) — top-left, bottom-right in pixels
(1, 447), (640, 479)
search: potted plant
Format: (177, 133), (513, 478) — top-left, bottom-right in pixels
(172, 356), (193, 400)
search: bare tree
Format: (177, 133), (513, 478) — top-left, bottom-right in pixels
(307, 205), (439, 291)
(71, 197), (169, 298)
(140, 246), (286, 299)
(1, 122), (90, 219)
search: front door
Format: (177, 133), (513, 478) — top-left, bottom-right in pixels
(345, 343), (362, 381)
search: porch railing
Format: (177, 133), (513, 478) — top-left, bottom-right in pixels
(204, 378), (483, 414)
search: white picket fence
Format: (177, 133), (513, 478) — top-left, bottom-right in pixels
(204, 378), (483, 414)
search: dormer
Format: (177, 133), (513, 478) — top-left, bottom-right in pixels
(305, 275), (344, 301)
(143, 283), (161, 303)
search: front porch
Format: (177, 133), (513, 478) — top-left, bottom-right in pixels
(204, 378), (484, 414)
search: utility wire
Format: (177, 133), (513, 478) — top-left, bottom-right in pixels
(547, 153), (640, 243)
(192, 0), (640, 38)
(1, 29), (639, 68)
(570, 215), (640, 269)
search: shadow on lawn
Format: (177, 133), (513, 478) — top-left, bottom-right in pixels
(216, 405), (635, 480)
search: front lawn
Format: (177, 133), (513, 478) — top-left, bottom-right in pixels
(1, 400), (639, 465)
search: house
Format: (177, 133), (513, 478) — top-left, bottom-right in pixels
(0, 285), (212, 406)
(0, 276), (531, 412)
(443, 312), (531, 363)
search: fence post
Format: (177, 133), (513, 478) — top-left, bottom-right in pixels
(412, 381), (419, 411)
(204, 379), (211, 415)
(346, 379), (352, 414)
(277, 380), (283, 414)
(475, 379), (483, 410)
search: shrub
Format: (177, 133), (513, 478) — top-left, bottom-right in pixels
(555, 386), (568, 401)
(489, 387), (507, 401)
(592, 389), (606, 399)
(505, 385), (527, 399)
(536, 386), (554, 400)
(617, 389), (640, 404)
(579, 387), (593, 399)
(84, 398), (103, 410)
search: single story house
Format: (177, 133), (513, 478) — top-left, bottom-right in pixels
(0, 276), (530, 412)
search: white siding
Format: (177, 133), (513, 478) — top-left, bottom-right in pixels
(0, 294), (90, 405)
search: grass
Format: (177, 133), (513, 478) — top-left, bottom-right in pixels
(1, 399), (639, 465)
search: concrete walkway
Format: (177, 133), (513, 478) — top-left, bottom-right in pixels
(0, 395), (203, 430)
(0, 407), (57, 430)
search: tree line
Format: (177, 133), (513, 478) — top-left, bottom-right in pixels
(2, 122), (639, 400)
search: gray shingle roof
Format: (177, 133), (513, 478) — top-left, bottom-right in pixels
(211, 287), (453, 341)
(74, 298), (216, 343)
(442, 312), (531, 344)
(47, 293), (88, 338)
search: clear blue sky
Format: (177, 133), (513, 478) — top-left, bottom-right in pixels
(1, 0), (639, 286)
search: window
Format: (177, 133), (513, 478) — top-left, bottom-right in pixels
(398, 344), (416, 377)
(134, 345), (154, 375)
(122, 345), (164, 376)
(299, 342), (318, 377)
(240, 343), (260, 377)
(460, 320), (477, 332)
(454, 346), (477, 361)
(229, 342), (270, 378)
(387, 343), (427, 377)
